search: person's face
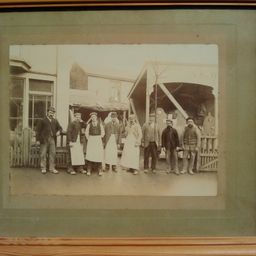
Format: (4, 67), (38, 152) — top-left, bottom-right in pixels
(187, 119), (194, 127)
(48, 111), (55, 119)
(111, 116), (116, 122)
(129, 118), (135, 124)
(74, 114), (81, 122)
(149, 116), (155, 123)
(166, 120), (173, 127)
(91, 115), (97, 122)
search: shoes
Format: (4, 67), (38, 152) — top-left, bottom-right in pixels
(166, 169), (171, 174)
(87, 170), (91, 176)
(180, 170), (187, 174)
(144, 169), (149, 174)
(112, 165), (117, 172)
(174, 170), (180, 175)
(98, 170), (103, 176)
(80, 169), (87, 174)
(50, 169), (59, 174)
(152, 169), (157, 174)
(189, 170), (194, 175)
(133, 170), (138, 175)
(70, 170), (76, 175)
(41, 169), (47, 174)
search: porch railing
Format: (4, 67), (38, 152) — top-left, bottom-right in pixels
(199, 136), (218, 171)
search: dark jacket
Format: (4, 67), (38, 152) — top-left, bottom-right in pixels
(161, 126), (179, 150)
(67, 120), (86, 144)
(104, 121), (122, 146)
(36, 117), (62, 144)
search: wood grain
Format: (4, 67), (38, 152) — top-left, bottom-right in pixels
(0, 0), (256, 8)
(0, 237), (256, 255)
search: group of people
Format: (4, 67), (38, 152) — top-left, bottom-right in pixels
(36, 106), (201, 176)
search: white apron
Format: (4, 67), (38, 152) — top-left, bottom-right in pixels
(121, 132), (140, 170)
(70, 134), (85, 166)
(86, 135), (104, 163)
(105, 134), (118, 165)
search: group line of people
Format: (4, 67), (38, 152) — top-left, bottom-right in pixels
(36, 106), (201, 176)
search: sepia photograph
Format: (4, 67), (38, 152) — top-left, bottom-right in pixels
(9, 44), (219, 197)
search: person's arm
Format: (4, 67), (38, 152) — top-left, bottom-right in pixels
(117, 124), (122, 145)
(181, 128), (185, 149)
(56, 119), (63, 134)
(100, 123), (105, 138)
(196, 127), (201, 149)
(141, 123), (146, 147)
(161, 129), (166, 149)
(137, 124), (142, 146)
(174, 129), (179, 149)
(85, 124), (90, 140)
(157, 126), (161, 148)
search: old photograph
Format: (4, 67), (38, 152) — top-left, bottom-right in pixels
(9, 44), (218, 197)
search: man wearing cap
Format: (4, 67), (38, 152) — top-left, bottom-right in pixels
(67, 112), (87, 175)
(36, 106), (63, 174)
(161, 118), (180, 175)
(85, 112), (105, 176)
(180, 117), (201, 175)
(104, 112), (121, 172)
(141, 113), (161, 174)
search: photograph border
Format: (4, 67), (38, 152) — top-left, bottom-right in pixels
(0, 1), (256, 255)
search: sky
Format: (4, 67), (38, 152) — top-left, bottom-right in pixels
(60, 44), (218, 79)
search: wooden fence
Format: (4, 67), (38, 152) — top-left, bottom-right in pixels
(10, 128), (68, 169)
(198, 136), (218, 171)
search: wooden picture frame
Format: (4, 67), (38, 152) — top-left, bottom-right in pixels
(0, 1), (256, 255)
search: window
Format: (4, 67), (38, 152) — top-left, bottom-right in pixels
(29, 79), (53, 131)
(29, 95), (53, 131)
(10, 78), (24, 131)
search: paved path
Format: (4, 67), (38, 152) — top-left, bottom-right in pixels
(10, 160), (218, 196)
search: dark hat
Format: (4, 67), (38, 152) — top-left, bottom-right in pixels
(90, 112), (97, 117)
(74, 112), (81, 116)
(47, 106), (56, 113)
(110, 112), (117, 117)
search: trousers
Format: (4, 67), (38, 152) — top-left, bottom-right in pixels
(40, 137), (56, 171)
(144, 142), (158, 170)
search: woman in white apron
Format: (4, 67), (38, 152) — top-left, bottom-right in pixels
(85, 112), (105, 176)
(120, 114), (142, 175)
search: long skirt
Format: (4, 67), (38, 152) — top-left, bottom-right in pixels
(105, 134), (118, 166)
(86, 135), (104, 163)
(121, 133), (140, 170)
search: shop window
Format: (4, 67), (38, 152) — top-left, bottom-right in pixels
(29, 95), (53, 131)
(10, 78), (24, 131)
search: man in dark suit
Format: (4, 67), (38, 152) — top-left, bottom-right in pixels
(67, 112), (87, 175)
(141, 113), (161, 174)
(36, 106), (62, 174)
(104, 112), (121, 172)
(161, 118), (180, 175)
